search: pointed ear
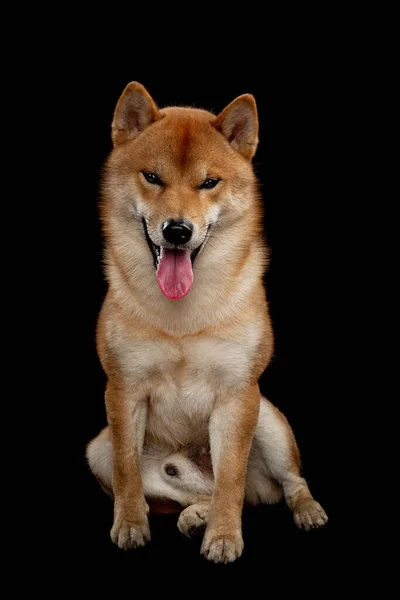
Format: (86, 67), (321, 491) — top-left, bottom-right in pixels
(214, 94), (259, 160)
(111, 82), (160, 146)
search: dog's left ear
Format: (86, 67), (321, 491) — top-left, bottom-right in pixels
(111, 82), (160, 146)
(214, 94), (258, 160)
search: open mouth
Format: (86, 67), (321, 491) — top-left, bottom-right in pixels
(142, 218), (209, 300)
(142, 218), (205, 270)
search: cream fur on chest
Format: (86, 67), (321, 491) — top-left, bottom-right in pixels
(113, 322), (261, 448)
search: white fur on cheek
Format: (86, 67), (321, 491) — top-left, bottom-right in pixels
(206, 204), (221, 226)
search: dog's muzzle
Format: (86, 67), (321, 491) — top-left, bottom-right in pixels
(141, 218), (210, 300)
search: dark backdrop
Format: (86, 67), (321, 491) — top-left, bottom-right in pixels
(49, 64), (346, 574)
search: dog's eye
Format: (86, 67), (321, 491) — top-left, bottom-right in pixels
(142, 172), (163, 186)
(199, 178), (220, 190)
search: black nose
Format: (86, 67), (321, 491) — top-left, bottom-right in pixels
(162, 219), (193, 245)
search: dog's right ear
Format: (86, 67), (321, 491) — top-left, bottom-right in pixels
(214, 94), (258, 160)
(111, 82), (160, 146)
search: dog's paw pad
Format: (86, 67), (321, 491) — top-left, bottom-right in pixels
(177, 503), (210, 538)
(201, 531), (243, 563)
(110, 517), (151, 549)
(293, 499), (328, 531)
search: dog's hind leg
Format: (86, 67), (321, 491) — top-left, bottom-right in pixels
(86, 427), (114, 497)
(161, 452), (214, 538)
(176, 495), (212, 538)
(245, 442), (284, 505)
(86, 427), (214, 508)
(247, 396), (328, 530)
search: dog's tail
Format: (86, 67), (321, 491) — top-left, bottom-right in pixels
(141, 446), (214, 503)
(87, 428), (215, 505)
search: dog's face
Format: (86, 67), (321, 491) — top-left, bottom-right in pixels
(103, 82), (259, 300)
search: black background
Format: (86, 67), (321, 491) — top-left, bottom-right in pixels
(43, 59), (349, 576)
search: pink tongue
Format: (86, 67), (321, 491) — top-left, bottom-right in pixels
(156, 249), (193, 300)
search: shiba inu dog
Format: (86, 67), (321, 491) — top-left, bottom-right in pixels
(86, 82), (328, 563)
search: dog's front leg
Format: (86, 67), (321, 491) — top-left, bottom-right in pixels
(105, 379), (150, 549)
(201, 384), (260, 563)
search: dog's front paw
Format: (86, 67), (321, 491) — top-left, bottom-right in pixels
(293, 498), (328, 531)
(201, 527), (244, 563)
(111, 503), (150, 549)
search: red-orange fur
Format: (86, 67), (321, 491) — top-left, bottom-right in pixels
(86, 82), (328, 563)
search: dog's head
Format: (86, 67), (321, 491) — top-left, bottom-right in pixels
(102, 82), (260, 300)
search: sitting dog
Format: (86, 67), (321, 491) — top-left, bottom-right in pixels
(87, 82), (328, 563)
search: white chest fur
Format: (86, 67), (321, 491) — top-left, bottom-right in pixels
(116, 322), (261, 448)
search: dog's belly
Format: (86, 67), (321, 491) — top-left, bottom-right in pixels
(145, 376), (214, 449)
